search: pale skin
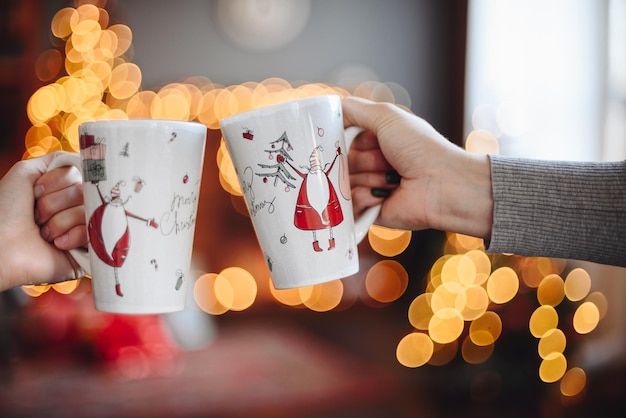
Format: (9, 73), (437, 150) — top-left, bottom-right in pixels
(0, 151), (87, 291)
(342, 96), (494, 240)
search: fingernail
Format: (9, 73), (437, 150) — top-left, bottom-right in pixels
(385, 170), (401, 185)
(371, 188), (391, 198)
(34, 184), (45, 199)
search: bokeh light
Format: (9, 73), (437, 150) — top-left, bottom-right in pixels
(572, 301), (600, 335)
(564, 268), (592, 302)
(396, 332), (434, 368)
(364, 260), (409, 303)
(537, 273), (565, 307)
(367, 225), (412, 257)
(560, 367), (587, 397)
(539, 352), (567, 383)
(299, 280), (344, 312)
(486, 266), (519, 304)
(537, 328), (566, 359)
(529, 305), (559, 338)
(469, 311), (502, 346)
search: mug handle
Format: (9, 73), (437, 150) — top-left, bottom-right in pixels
(46, 153), (92, 275)
(343, 126), (382, 243)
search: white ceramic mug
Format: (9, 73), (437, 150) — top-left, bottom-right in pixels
(48, 119), (207, 314)
(220, 95), (380, 289)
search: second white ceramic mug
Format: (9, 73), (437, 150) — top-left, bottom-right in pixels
(220, 95), (380, 289)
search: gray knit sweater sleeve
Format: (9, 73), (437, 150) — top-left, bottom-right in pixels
(486, 155), (626, 267)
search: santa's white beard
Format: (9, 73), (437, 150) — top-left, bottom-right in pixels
(101, 203), (129, 256)
(306, 169), (330, 225)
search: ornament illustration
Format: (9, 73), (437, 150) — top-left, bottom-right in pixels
(133, 176), (146, 192)
(175, 269), (184, 291)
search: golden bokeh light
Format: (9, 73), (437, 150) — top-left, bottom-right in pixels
(215, 267), (258, 311)
(299, 280), (344, 312)
(20, 284), (51, 297)
(107, 24), (133, 57)
(269, 278), (304, 307)
(445, 232), (485, 254)
(560, 367), (586, 397)
(126, 90), (157, 118)
(519, 257), (566, 288)
(396, 332), (434, 368)
(537, 328), (566, 359)
(529, 305), (559, 338)
(51, 279), (82, 294)
(27, 85), (62, 124)
(429, 307), (465, 344)
(585, 291), (608, 320)
(441, 254), (477, 287)
(457, 284), (489, 321)
(364, 260), (409, 303)
(539, 352), (567, 383)
(431, 281), (464, 314)
(463, 249), (491, 285)
(51, 7), (77, 39)
(469, 311), (502, 346)
(537, 273), (565, 307)
(407, 293), (433, 330)
(572, 301), (600, 335)
(216, 139), (243, 196)
(367, 225), (412, 257)
(108, 62), (142, 100)
(486, 266), (519, 304)
(564, 267), (592, 302)
(193, 273), (229, 315)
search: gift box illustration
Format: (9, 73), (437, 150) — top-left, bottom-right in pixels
(242, 128), (254, 140)
(80, 133), (107, 182)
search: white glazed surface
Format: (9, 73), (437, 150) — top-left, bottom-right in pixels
(221, 95), (378, 289)
(50, 120), (206, 313)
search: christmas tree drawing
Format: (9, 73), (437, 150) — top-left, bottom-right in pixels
(256, 131), (298, 190)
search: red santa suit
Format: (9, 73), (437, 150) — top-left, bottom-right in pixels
(88, 182), (131, 268)
(87, 182), (157, 296)
(288, 147), (344, 230)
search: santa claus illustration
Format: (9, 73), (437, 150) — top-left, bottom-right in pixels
(88, 181), (158, 297)
(280, 144), (344, 252)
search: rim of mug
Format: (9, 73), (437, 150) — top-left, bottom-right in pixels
(79, 119), (207, 130)
(219, 94), (341, 127)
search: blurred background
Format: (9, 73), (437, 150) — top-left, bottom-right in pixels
(1, 0), (624, 417)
